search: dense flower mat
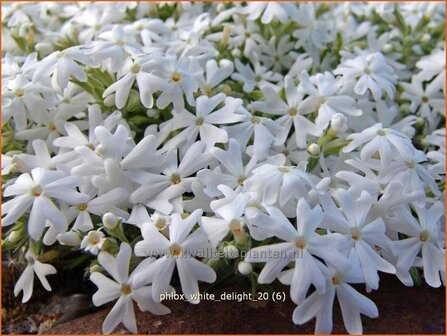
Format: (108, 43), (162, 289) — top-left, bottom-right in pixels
(1, 2), (445, 334)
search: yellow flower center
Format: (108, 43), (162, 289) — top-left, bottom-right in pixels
(419, 231), (430, 243)
(170, 174), (181, 185)
(196, 117), (205, 126)
(121, 283), (132, 295)
(405, 162), (415, 169)
(351, 227), (361, 241)
(229, 219), (243, 234)
(170, 72), (182, 83)
(155, 218), (167, 230)
(288, 107), (298, 116)
(331, 273), (342, 286)
(88, 232), (101, 245)
(48, 123), (57, 132)
(295, 236), (307, 250)
(130, 64), (141, 73)
(31, 185), (43, 197)
(223, 86), (232, 95)
(14, 88), (25, 97)
(78, 203), (88, 211)
(203, 85), (212, 96)
(169, 243), (182, 257)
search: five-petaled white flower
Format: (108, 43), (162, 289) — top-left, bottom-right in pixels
(90, 243), (171, 334)
(133, 209), (217, 303)
(2, 167), (88, 240)
(14, 249), (57, 303)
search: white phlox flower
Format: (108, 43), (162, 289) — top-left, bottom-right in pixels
(245, 198), (349, 304)
(90, 243), (171, 334)
(14, 249), (57, 303)
(133, 209), (217, 303)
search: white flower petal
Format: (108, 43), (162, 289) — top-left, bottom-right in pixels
(102, 295), (126, 334)
(90, 272), (121, 306)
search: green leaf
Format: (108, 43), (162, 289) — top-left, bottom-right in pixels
(324, 139), (351, 156)
(393, 8), (408, 35)
(409, 267), (423, 287)
(307, 157), (319, 172)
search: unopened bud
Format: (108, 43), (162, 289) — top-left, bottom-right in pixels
(90, 264), (103, 273)
(238, 261), (252, 275)
(415, 117), (425, 128)
(231, 48), (241, 58)
(58, 231), (81, 246)
(35, 42), (54, 56)
(147, 109), (160, 118)
(399, 103), (410, 116)
(308, 143), (321, 156)
(382, 43), (393, 53)
(420, 33), (430, 44)
(103, 94), (116, 107)
(331, 113), (348, 133)
(216, 3), (225, 12)
(220, 24), (231, 49)
(223, 245), (239, 259)
(7, 230), (21, 243)
(95, 144), (105, 157)
(103, 213), (119, 230)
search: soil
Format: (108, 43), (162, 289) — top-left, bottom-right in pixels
(45, 274), (445, 335)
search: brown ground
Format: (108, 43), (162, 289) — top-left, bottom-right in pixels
(46, 274), (445, 335)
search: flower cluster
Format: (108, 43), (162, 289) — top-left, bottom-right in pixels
(2, 2), (445, 334)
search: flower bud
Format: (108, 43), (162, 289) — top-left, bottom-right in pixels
(238, 261), (252, 275)
(222, 85), (232, 95)
(330, 113), (348, 133)
(307, 143), (321, 156)
(223, 245), (239, 259)
(415, 117), (425, 128)
(103, 213), (119, 230)
(103, 94), (116, 107)
(231, 48), (241, 58)
(95, 144), (105, 157)
(399, 103), (410, 116)
(58, 231), (81, 246)
(246, 103), (255, 113)
(7, 230), (21, 243)
(220, 24), (231, 49)
(35, 42), (54, 56)
(382, 43), (393, 53)
(147, 109), (160, 118)
(90, 264), (103, 273)
(420, 33), (430, 44)
(419, 137), (429, 147)
(216, 3), (225, 12)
